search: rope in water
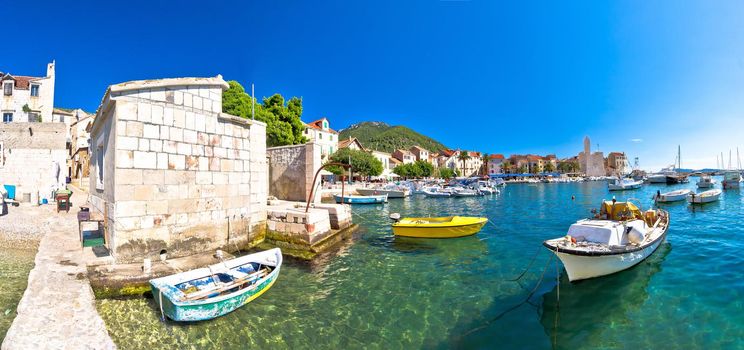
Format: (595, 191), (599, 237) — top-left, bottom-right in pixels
(507, 247), (543, 281)
(459, 254), (554, 338)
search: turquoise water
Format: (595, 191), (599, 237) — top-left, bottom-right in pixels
(0, 248), (35, 340)
(97, 179), (743, 349)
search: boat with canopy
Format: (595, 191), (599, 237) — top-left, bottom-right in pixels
(543, 199), (670, 282)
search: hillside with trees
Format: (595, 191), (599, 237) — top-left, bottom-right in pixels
(338, 122), (448, 153)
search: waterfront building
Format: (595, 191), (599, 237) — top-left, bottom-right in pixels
(487, 154), (505, 175)
(578, 136), (605, 176)
(409, 146), (430, 163)
(429, 152), (440, 168)
(69, 112), (95, 181)
(87, 76), (268, 263)
(606, 152), (627, 176)
(338, 137), (366, 152)
(393, 149), (416, 164)
(441, 149), (482, 177)
(370, 150), (395, 180)
(302, 117), (338, 159)
(0, 61), (56, 123)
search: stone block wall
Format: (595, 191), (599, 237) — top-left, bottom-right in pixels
(89, 78), (268, 263)
(267, 142), (321, 203)
(0, 122), (66, 200)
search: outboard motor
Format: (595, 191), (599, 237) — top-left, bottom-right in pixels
(389, 213), (401, 222)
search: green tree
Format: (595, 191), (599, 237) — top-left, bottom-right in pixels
(501, 161), (511, 174)
(413, 160), (433, 178)
(326, 148), (383, 178)
(438, 168), (458, 179)
(457, 150), (471, 177)
(481, 153), (490, 175)
(222, 81), (308, 147)
(518, 165), (528, 174)
(544, 162), (555, 173)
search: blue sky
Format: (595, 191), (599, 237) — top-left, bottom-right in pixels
(4, 1), (744, 170)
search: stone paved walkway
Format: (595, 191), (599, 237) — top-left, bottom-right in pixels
(1, 206), (115, 350)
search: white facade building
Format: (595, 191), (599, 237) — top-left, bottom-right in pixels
(1, 61), (56, 123)
(371, 150), (395, 179)
(303, 117), (338, 160)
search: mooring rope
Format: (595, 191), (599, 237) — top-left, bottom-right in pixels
(158, 289), (165, 322)
(459, 254), (554, 338)
(507, 247), (543, 281)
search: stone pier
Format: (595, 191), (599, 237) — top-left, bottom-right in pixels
(1, 207), (115, 350)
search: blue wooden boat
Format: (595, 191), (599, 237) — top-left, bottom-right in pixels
(333, 194), (388, 204)
(150, 248), (282, 322)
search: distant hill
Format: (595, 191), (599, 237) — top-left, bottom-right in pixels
(338, 121), (448, 154)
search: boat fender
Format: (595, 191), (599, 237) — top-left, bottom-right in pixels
(564, 235), (577, 245)
(389, 213), (401, 222)
(627, 228), (644, 245)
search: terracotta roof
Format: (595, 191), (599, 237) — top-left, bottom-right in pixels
(1, 74), (42, 90)
(338, 137), (366, 151)
(527, 155), (542, 161)
(468, 151), (480, 157)
(304, 118), (338, 134)
(395, 149), (413, 156)
(441, 149), (456, 157)
(409, 145), (429, 152)
(489, 154), (505, 159)
(608, 152), (625, 157)
(389, 157), (402, 164)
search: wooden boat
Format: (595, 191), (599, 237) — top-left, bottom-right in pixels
(697, 175), (716, 188)
(391, 216), (488, 238)
(654, 189), (691, 203)
(543, 200), (670, 282)
(150, 248), (283, 322)
(608, 178), (643, 191)
(687, 189), (722, 204)
(334, 194), (387, 204)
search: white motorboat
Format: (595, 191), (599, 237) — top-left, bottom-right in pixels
(356, 185), (410, 198)
(543, 200), (669, 282)
(607, 178), (643, 191)
(654, 189), (691, 203)
(646, 173), (668, 183)
(722, 171), (740, 189)
(492, 178), (506, 187)
(687, 189), (722, 204)
(697, 175), (716, 189)
(423, 188), (451, 198)
(453, 188), (480, 197)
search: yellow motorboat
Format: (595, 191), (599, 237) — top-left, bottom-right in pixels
(391, 216), (488, 238)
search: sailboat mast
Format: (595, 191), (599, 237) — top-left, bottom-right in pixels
(729, 150), (732, 170)
(677, 145), (681, 169)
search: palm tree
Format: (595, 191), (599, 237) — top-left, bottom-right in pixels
(457, 150), (471, 177)
(501, 161), (511, 174)
(544, 162), (555, 173)
(481, 153), (490, 175)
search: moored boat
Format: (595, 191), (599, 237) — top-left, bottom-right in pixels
(334, 194), (388, 204)
(687, 189), (722, 204)
(356, 186), (410, 198)
(391, 216), (488, 238)
(543, 200), (670, 282)
(607, 178), (643, 191)
(722, 171), (740, 189)
(453, 188), (480, 197)
(150, 248), (283, 322)
(697, 175), (716, 188)
(423, 188), (451, 197)
(654, 189), (691, 203)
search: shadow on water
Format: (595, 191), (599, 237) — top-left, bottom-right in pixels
(539, 243), (672, 349)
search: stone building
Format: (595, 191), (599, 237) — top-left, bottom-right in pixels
(578, 136), (605, 177)
(392, 149), (415, 164)
(487, 154), (505, 175)
(1, 61), (55, 123)
(302, 117), (338, 160)
(88, 76), (268, 263)
(409, 146), (429, 163)
(0, 122), (66, 202)
(606, 152), (627, 176)
(69, 112), (94, 181)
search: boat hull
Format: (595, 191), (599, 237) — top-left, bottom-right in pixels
(722, 181), (740, 189)
(152, 272), (278, 322)
(356, 188), (408, 198)
(552, 237), (665, 282)
(392, 218), (487, 238)
(656, 190), (691, 202)
(334, 194), (387, 204)
(150, 248), (282, 322)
